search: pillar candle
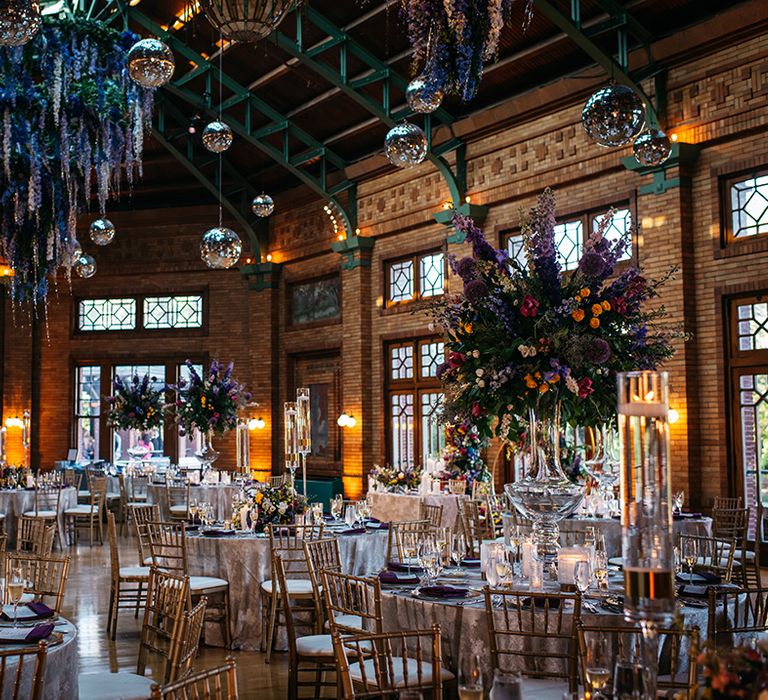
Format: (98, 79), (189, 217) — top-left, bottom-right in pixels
(557, 547), (590, 584)
(521, 540), (533, 578)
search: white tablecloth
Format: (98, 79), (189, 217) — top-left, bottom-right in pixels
(0, 487), (77, 548)
(147, 483), (241, 521)
(185, 526), (389, 650)
(368, 492), (467, 530)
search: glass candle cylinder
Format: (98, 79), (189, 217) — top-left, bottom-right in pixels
(236, 419), (250, 473)
(617, 371), (675, 624)
(296, 387), (311, 456)
(284, 402), (300, 476)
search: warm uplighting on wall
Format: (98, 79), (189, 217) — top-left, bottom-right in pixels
(265, 254), (273, 262)
(668, 408), (680, 424)
(337, 412), (357, 428)
(4, 417), (23, 429)
(247, 417), (266, 430)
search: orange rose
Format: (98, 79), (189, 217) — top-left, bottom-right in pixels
(590, 317), (601, 329)
(539, 383), (550, 394)
(602, 300), (611, 311)
(580, 288), (591, 297)
(572, 309), (585, 322)
(592, 303), (603, 316)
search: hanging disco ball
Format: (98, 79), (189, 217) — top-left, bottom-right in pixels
(406, 77), (443, 114)
(582, 84), (645, 148)
(200, 227), (242, 269)
(127, 38), (175, 88)
(0, 0), (40, 47)
(89, 218), (116, 246)
(251, 193), (274, 218)
(69, 239), (83, 263)
(632, 128), (672, 167)
(74, 254), (97, 279)
(202, 121), (233, 153)
(201, 0), (297, 42)
(384, 122), (428, 168)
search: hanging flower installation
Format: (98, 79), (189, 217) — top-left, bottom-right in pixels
(0, 17), (154, 302)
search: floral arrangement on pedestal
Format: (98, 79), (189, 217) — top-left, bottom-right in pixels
(432, 188), (680, 442)
(439, 419), (490, 488)
(106, 374), (165, 432)
(369, 464), (420, 493)
(0, 17), (153, 302)
(699, 643), (768, 699)
(232, 482), (309, 532)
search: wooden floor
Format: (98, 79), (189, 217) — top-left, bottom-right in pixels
(60, 530), (292, 698)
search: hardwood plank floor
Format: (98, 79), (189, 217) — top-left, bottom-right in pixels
(60, 531), (292, 698)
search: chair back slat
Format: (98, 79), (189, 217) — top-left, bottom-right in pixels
(266, 523), (325, 579)
(133, 504), (161, 565)
(678, 533), (737, 582)
(146, 521), (188, 577)
(168, 597), (207, 683)
(419, 503), (443, 528)
(0, 641), (47, 700)
(150, 658), (239, 699)
(322, 569), (383, 635)
(387, 520), (432, 563)
(708, 587), (768, 647)
(5, 552), (70, 613)
(17, 517), (54, 557)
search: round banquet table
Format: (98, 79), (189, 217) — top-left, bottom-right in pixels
(0, 487), (77, 548)
(368, 492), (466, 530)
(0, 618), (78, 699)
(502, 513), (713, 559)
(185, 525), (389, 650)
(147, 483), (241, 521)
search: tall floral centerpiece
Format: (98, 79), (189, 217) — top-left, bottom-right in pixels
(440, 420), (490, 489)
(433, 188), (678, 574)
(174, 360), (251, 471)
(232, 482), (309, 532)
(106, 374), (165, 463)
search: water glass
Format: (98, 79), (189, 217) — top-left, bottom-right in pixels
(344, 504), (358, 528)
(489, 670), (523, 700)
(486, 556), (501, 587)
(458, 654), (483, 700)
(614, 659), (644, 698)
(585, 634), (610, 698)
(574, 559), (591, 594)
(593, 550), (609, 591)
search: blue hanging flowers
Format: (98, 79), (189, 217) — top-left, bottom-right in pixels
(0, 17), (154, 302)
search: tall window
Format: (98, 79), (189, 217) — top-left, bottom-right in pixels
(111, 365), (166, 463)
(385, 338), (445, 468)
(177, 363), (204, 467)
(74, 366), (101, 461)
(77, 293), (204, 332)
(385, 251), (445, 306)
(724, 170), (768, 241)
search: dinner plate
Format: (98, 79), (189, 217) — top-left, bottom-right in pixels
(411, 587), (482, 602)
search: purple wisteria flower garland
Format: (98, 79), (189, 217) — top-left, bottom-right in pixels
(0, 17), (153, 302)
(432, 188), (682, 442)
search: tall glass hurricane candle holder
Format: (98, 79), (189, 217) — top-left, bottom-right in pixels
(236, 418), (250, 475)
(296, 388), (311, 497)
(617, 371), (675, 700)
(284, 402), (300, 487)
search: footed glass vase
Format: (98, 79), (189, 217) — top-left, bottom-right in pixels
(127, 428), (151, 464)
(505, 404), (584, 579)
(195, 429), (220, 472)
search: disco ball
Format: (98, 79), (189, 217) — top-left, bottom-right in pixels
(384, 122), (428, 168)
(69, 240), (83, 263)
(201, 0), (296, 43)
(251, 193), (274, 218)
(632, 128), (672, 167)
(582, 84), (645, 147)
(406, 77), (443, 114)
(200, 227), (242, 269)
(127, 38), (175, 88)
(74, 254), (97, 279)
(202, 121), (233, 153)
(89, 218), (116, 246)
(0, 0), (40, 47)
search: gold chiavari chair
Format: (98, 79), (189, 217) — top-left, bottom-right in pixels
(448, 478), (466, 495)
(322, 570), (383, 636)
(63, 476), (106, 545)
(387, 520), (432, 564)
(166, 480), (190, 521)
(23, 482), (63, 549)
(262, 523), (326, 663)
(270, 474), (287, 488)
(16, 516), (55, 557)
(471, 478), (495, 500)
(457, 499), (494, 556)
(275, 555), (337, 700)
(106, 512), (150, 639)
(167, 597), (208, 682)
(146, 521), (232, 648)
(419, 502), (444, 528)
(332, 625), (452, 699)
(5, 552), (70, 613)
(713, 496), (743, 510)
(0, 534), (7, 578)
(576, 621), (700, 699)
(150, 658), (239, 700)
(707, 586), (768, 649)
(679, 533), (737, 583)
(133, 503), (161, 566)
(712, 506), (758, 588)
(61, 468), (81, 492)
(484, 588), (582, 692)
(0, 641), (48, 700)
(304, 537), (342, 631)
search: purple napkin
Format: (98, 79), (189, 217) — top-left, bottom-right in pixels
(418, 585), (468, 599)
(677, 584), (708, 599)
(387, 562), (424, 573)
(379, 571), (419, 585)
(461, 558), (481, 568)
(201, 529), (236, 538)
(367, 517), (382, 523)
(339, 527), (366, 536)
(673, 512), (703, 520)
(26, 603), (54, 619)
(184, 525), (199, 532)
(676, 570), (721, 585)
(0, 623), (54, 644)
(365, 521), (389, 530)
(522, 596), (562, 609)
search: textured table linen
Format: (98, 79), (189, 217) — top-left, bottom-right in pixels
(185, 527), (389, 650)
(368, 492), (467, 529)
(0, 487), (77, 548)
(147, 483), (241, 521)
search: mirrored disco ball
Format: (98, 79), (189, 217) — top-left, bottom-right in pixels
(0, 0), (40, 47)
(201, 0), (296, 43)
(251, 193), (274, 218)
(582, 84), (645, 147)
(127, 38), (175, 88)
(632, 128), (672, 167)
(75, 254), (97, 279)
(202, 121), (233, 153)
(69, 240), (83, 263)
(384, 122), (428, 168)
(200, 227), (242, 269)
(406, 77), (443, 114)
(89, 218), (116, 246)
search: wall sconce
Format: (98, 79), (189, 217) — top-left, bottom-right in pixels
(4, 417), (23, 429)
(248, 417), (266, 431)
(668, 408), (680, 424)
(337, 412), (357, 429)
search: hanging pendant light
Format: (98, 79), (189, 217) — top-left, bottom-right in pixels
(200, 0), (298, 43)
(251, 193), (274, 217)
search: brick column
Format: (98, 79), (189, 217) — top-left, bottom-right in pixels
(332, 236), (375, 499)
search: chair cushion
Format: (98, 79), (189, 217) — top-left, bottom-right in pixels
(169, 505), (188, 513)
(324, 614), (363, 632)
(64, 505), (99, 515)
(106, 492), (121, 500)
(189, 575), (229, 593)
(77, 490), (90, 497)
(349, 657), (455, 687)
(0, 513), (5, 520)
(23, 510), (57, 518)
(119, 566), (151, 579)
(125, 502), (150, 509)
(517, 678), (571, 699)
(734, 549), (757, 561)
(260, 578), (314, 596)
(296, 634), (335, 658)
(78, 672), (155, 700)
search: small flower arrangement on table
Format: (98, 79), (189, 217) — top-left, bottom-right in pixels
(0, 466), (25, 490)
(369, 464), (420, 493)
(441, 419), (490, 489)
(232, 482), (309, 532)
(699, 644), (768, 699)
(106, 374), (165, 432)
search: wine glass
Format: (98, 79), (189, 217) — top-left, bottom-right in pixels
(673, 491), (685, 515)
(673, 546), (682, 577)
(682, 538), (698, 584)
(344, 503), (358, 529)
(486, 556), (501, 588)
(495, 552), (514, 586)
(189, 499), (199, 524)
(458, 654), (484, 700)
(8, 567), (24, 628)
(585, 634), (611, 699)
(593, 550), (609, 591)
(614, 659), (644, 699)
(451, 534), (467, 569)
(574, 559), (591, 595)
(330, 496), (342, 521)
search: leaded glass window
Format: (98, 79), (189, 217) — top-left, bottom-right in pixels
(420, 341), (444, 378)
(112, 365), (166, 463)
(390, 393), (414, 468)
(78, 298), (136, 331)
(419, 253), (445, 297)
(506, 234), (528, 270)
(421, 392), (445, 461)
(388, 261), (414, 303)
(730, 173), (768, 239)
(75, 366), (101, 461)
(143, 295), (203, 329)
(592, 208), (633, 261)
(737, 302), (768, 351)
(386, 249), (445, 305)
(554, 220), (583, 271)
(390, 345), (414, 380)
